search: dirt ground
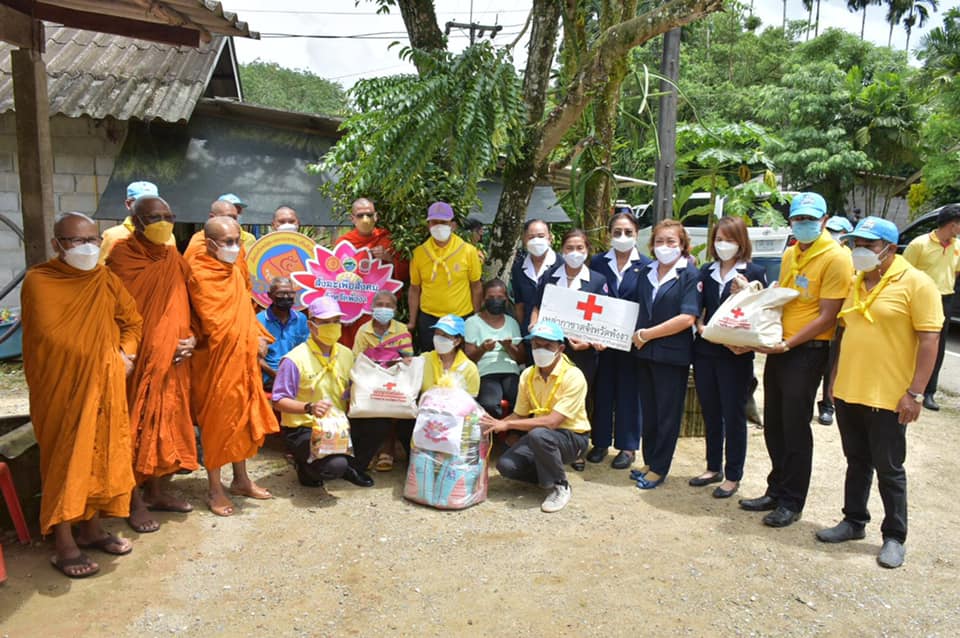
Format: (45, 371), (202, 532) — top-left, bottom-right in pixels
(1, 360), (959, 637)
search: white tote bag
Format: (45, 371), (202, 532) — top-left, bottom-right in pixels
(348, 354), (424, 419)
(701, 282), (799, 348)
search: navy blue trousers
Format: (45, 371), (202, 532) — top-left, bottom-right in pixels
(636, 359), (689, 476)
(592, 349), (640, 450)
(693, 354), (753, 481)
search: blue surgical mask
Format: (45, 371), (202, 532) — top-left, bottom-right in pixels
(372, 307), (395, 324)
(792, 220), (823, 244)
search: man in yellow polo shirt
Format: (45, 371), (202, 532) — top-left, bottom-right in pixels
(481, 321), (590, 513)
(816, 217), (943, 569)
(740, 192), (854, 528)
(407, 201), (483, 352)
(272, 297), (385, 490)
(902, 204), (960, 411)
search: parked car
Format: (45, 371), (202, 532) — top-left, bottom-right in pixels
(897, 205), (960, 323)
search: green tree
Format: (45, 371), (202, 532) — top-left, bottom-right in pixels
(239, 60), (349, 116)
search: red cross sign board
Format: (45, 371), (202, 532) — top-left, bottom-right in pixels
(537, 284), (640, 351)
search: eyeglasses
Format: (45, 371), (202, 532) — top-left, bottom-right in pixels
(56, 236), (101, 247)
(354, 212), (375, 219)
(212, 238), (241, 248)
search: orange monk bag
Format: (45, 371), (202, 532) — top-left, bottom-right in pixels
(308, 407), (353, 461)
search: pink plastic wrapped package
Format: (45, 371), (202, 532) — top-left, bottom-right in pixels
(404, 385), (491, 510)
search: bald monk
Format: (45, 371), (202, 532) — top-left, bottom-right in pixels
(99, 180), (175, 264)
(338, 197), (408, 347)
(106, 196), (198, 533)
(187, 216), (278, 516)
(271, 206), (300, 232)
(22, 212), (143, 578)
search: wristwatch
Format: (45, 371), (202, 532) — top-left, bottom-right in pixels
(906, 390), (923, 404)
(304, 402), (314, 414)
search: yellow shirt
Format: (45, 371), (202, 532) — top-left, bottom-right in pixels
(99, 217), (175, 263)
(513, 357), (591, 434)
(410, 235), (482, 317)
(241, 229), (257, 252)
(834, 256), (944, 411)
(778, 231), (853, 341)
(902, 231), (960, 295)
(280, 341), (354, 428)
(419, 350), (480, 397)
(352, 319), (414, 357)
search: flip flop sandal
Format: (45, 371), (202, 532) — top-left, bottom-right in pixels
(126, 516), (160, 534)
(228, 486), (273, 500)
(571, 459), (586, 472)
(77, 533), (133, 556)
(207, 499), (235, 517)
(146, 501), (194, 513)
(375, 453), (394, 472)
(50, 553), (100, 579)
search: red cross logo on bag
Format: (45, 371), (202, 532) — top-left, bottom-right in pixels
(576, 294), (604, 321)
(383, 382), (397, 391)
(731, 307), (744, 319)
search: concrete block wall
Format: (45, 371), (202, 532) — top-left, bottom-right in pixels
(0, 113), (127, 310)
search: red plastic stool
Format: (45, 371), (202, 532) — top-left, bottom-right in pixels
(0, 462), (32, 583)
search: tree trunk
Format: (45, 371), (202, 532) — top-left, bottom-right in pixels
(396, 0), (446, 73)
(783, 0), (787, 29)
(888, 21), (894, 47)
(814, 0), (821, 37)
(861, 7), (867, 39)
(654, 28), (681, 224)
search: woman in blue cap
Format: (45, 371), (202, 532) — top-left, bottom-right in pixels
(418, 314), (480, 397)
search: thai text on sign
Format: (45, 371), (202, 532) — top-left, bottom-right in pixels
(537, 285), (639, 352)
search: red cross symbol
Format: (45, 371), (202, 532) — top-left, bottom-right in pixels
(731, 307), (744, 318)
(576, 294), (604, 321)
(383, 382), (397, 391)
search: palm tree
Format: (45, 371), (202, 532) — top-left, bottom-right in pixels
(783, 0), (788, 29)
(847, 0), (882, 40)
(801, 0), (821, 40)
(902, 0), (940, 51)
(886, 0), (911, 47)
(917, 8), (960, 77)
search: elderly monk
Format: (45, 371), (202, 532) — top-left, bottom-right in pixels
(99, 181), (175, 263)
(271, 206), (300, 233)
(187, 216), (278, 516)
(106, 196), (198, 533)
(22, 212), (143, 578)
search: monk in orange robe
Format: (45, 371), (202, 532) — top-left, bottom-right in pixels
(338, 197), (408, 347)
(187, 216), (278, 516)
(22, 212), (142, 578)
(183, 199), (256, 265)
(106, 196), (198, 533)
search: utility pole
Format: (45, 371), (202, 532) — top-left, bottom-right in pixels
(653, 28), (681, 224)
(444, 21), (502, 45)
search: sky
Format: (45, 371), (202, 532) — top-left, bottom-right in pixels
(223, 0), (960, 89)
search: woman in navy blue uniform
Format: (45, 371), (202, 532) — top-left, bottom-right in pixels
(627, 220), (701, 489)
(531, 228), (610, 470)
(510, 219), (557, 337)
(588, 211), (651, 469)
(690, 216), (767, 498)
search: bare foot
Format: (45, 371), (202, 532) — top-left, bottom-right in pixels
(644, 471), (662, 482)
(127, 507), (160, 533)
(50, 552), (100, 578)
(145, 494), (193, 513)
(719, 479), (739, 492)
(229, 480), (272, 500)
(206, 492), (235, 517)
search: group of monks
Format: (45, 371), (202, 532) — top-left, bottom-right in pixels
(21, 191), (291, 578)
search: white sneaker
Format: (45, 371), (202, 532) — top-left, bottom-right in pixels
(541, 483), (572, 513)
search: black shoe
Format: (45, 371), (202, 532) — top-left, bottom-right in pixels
(712, 483), (739, 499)
(296, 463), (322, 488)
(763, 506), (801, 528)
(739, 494), (777, 511)
(571, 459), (586, 472)
(817, 401), (834, 426)
(586, 446), (608, 463)
(923, 394), (940, 411)
(689, 472), (722, 487)
(816, 521), (866, 543)
(343, 467), (375, 487)
(611, 450), (635, 470)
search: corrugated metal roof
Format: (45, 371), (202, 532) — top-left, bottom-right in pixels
(0, 26), (227, 122)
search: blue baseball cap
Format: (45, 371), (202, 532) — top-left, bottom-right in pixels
(525, 320), (565, 342)
(789, 192), (828, 220)
(841, 216), (899, 244)
(825, 216), (853, 233)
(430, 314), (465, 337)
(218, 193), (247, 209)
(126, 181), (158, 200)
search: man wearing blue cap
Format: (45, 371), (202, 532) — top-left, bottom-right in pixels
(740, 192), (853, 528)
(99, 181), (175, 263)
(816, 217), (943, 569)
(481, 321), (590, 513)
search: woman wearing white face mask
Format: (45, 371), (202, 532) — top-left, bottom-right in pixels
(691, 216), (767, 499)
(588, 212), (652, 469)
(530, 229), (610, 471)
(418, 314), (480, 397)
(511, 219), (557, 338)
(625, 220), (701, 489)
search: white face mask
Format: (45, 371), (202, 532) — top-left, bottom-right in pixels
(611, 235), (636, 253)
(433, 334), (456, 354)
(276, 223), (299, 232)
(430, 224), (452, 242)
(654, 245), (681, 265)
(563, 251), (587, 269)
(526, 237), (550, 258)
(531, 347), (558, 368)
(714, 240), (739, 262)
(851, 246), (886, 272)
(60, 243), (100, 271)
(216, 244), (241, 264)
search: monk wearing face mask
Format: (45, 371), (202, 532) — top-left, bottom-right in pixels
(106, 196), (198, 533)
(186, 216), (278, 517)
